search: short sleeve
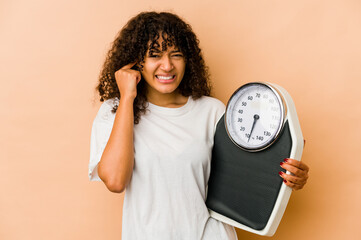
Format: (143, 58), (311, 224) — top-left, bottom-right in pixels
(212, 98), (226, 136)
(214, 100), (225, 122)
(88, 99), (118, 181)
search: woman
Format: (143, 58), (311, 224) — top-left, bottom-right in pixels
(88, 11), (309, 240)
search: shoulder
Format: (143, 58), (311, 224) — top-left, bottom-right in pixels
(94, 98), (119, 123)
(191, 96), (225, 135)
(191, 96), (225, 122)
(193, 96), (226, 112)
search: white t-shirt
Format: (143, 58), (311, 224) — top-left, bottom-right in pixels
(89, 96), (238, 240)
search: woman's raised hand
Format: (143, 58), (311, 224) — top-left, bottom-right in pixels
(114, 63), (141, 100)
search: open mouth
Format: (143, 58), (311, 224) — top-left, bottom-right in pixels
(156, 75), (176, 82)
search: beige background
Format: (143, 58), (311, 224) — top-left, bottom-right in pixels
(1, 0), (360, 239)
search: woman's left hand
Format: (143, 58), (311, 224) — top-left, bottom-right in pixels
(279, 158), (309, 191)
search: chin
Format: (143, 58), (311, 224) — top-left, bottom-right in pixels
(154, 82), (179, 93)
(157, 87), (178, 94)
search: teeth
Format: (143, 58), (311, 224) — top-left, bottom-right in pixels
(157, 75), (174, 80)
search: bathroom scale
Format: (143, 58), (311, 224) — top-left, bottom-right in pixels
(206, 82), (304, 236)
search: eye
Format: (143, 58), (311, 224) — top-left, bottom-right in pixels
(148, 54), (161, 58)
(172, 53), (184, 58)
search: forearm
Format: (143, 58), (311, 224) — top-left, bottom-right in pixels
(98, 97), (135, 193)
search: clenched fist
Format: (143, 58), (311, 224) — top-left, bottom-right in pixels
(115, 62), (141, 100)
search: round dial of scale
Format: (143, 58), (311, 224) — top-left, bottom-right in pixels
(225, 82), (287, 152)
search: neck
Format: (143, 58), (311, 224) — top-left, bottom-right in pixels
(146, 89), (188, 108)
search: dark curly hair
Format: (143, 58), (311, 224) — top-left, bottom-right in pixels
(96, 11), (211, 124)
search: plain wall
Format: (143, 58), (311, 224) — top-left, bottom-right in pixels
(1, 0), (360, 239)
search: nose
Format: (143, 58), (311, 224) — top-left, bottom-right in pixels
(160, 55), (174, 72)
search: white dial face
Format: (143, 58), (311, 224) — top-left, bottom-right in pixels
(225, 83), (285, 151)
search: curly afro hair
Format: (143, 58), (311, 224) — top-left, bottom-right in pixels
(96, 11), (211, 124)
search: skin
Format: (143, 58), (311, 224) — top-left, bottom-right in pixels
(97, 62), (139, 193)
(280, 157), (309, 191)
(97, 38), (309, 193)
(140, 44), (188, 107)
(279, 139), (309, 191)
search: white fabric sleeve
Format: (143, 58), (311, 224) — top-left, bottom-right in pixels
(88, 99), (117, 181)
(213, 100), (226, 136)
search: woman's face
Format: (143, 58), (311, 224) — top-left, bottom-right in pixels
(140, 41), (186, 97)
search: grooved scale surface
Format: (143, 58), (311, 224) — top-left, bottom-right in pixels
(206, 116), (291, 230)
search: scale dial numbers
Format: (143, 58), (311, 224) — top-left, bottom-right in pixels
(225, 83), (286, 151)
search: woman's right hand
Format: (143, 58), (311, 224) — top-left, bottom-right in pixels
(114, 62), (141, 100)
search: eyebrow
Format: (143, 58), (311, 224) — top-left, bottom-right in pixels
(148, 48), (181, 53)
(149, 48), (161, 53)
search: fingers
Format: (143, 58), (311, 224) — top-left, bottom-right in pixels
(115, 67), (141, 83)
(281, 178), (305, 191)
(279, 158), (309, 191)
(282, 158), (309, 172)
(119, 62), (141, 83)
(114, 62), (141, 99)
(279, 172), (307, 191)
(122, 62), (137, 69)
(279, 171), (306, 184)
